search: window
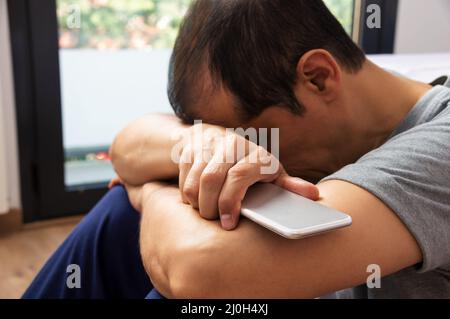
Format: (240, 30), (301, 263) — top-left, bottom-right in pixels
(324, 0), (355, 35)
(8, 0), (397, 221)
(57, 0), (191, 189)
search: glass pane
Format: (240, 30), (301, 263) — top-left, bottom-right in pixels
(324, 0), (355, 35)
(57, 0), (355, 189)
(57, 0), (192, 189)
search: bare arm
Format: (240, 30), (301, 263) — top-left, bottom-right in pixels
(110, 114), (188, 185)
(111, 115), (318, 227)
(138, 180), (422, 298)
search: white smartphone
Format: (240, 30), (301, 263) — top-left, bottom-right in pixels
(241, 183), (352, 239)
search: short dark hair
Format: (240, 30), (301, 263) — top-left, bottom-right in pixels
(168, 0), (366, 122)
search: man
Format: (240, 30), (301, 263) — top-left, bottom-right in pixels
(24, 0), (450, 299)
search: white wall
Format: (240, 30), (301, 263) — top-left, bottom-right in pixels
(395, 0), (450, 54)
(0, 0), (21, 211)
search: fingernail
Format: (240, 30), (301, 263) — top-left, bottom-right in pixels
(220, 214), (234, 230)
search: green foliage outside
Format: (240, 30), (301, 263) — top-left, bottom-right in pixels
(324, 0), (355, 35)
(58, 0), (354, 50)
(57, 0), (191, 49)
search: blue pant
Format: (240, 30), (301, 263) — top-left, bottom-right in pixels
(23, 186), (164, 299)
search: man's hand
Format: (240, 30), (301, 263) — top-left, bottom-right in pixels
(108, 175), (123, 189)
(178, 123), (319, 230)
(124, 182), (167, 213)
(110, 175), (145, 212)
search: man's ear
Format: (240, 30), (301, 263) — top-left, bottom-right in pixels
(296, 49), (342, 102)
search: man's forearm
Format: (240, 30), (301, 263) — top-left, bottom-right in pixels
(139, 184), (347, 298)
(110, 114), (187, 185)
(139, 182), (421, 299)
(138, 184), (222, 297)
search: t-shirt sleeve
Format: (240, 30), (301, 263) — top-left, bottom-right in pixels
(321, 110), (450, 273)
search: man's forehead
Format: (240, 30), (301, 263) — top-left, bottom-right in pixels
(190, 80), (244, 128)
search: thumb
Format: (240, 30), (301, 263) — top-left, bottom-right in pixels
(275, 174), (320, 201)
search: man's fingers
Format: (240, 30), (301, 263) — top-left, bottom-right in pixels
(218, 148), (282, 230)
(188, 131), (244, 217)
(178, 145), (194, 204)
(275, 175), (320, 200)
(198, 149), (235, 220)
(183, 159), (208, 209)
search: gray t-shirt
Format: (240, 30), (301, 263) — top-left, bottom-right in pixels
(322, 83), (450, 299)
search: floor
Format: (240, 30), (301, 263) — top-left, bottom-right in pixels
(0, 215), (81, 299)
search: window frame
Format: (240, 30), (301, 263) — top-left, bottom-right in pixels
(357, 0), (399, 54)
(8, 0), (398, 222)
(8, 0), (107, 222)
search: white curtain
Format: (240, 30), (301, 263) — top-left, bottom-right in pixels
(0, 0), (19, 214)
(0, 55), (9, 214)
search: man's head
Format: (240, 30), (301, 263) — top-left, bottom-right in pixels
(168, 0), (368, 180)
(169, 0), (365, 121)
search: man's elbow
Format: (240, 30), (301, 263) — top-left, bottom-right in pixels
(109, 135), (138, 185)
(168, 255), (220, 299)
(142, 232), (224, 299)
